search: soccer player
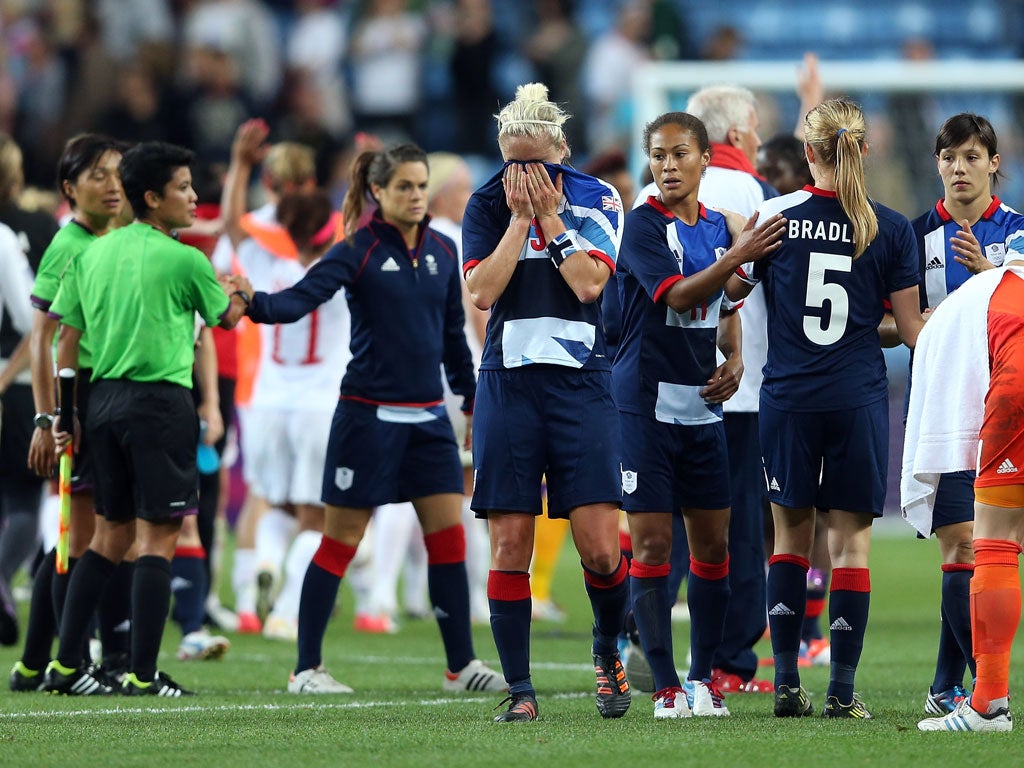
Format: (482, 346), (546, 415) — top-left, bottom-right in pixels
(242, 142), (504, 696)
(633, 85), (781, 694)
(906, 252), (1024, 734)
(463, 83), (630, 723)
(42, 141), (250, 696)
(897, 113), (1024, 716)
(728, 99), (925, 719)
(219, 120), (349, 643)
(615, 111), (786, 719)
(10, 134), (128, 692)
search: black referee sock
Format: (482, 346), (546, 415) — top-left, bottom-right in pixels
(55, 550), (116, 669)
(98, 561), (134, 662)
(131, 556), (172, 683)
(51, 555), (78, 632)
(20, 549), (57, 671)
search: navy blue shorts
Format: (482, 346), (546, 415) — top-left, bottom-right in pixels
(321, 399), (463, 508)
(759, 398), (888, 517)
(471, 367), (622, 518)
(619, 412), (730, 512)
(929, 470), (976, 534)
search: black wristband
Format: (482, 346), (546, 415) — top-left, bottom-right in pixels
(546, 231), (579, 270)
(231, 289), (252, 307)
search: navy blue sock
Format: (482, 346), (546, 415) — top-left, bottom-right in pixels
(583, 556), (628, 656)
(766, 555), (808, 689)
(827, 567), (871, 703)
(296, 562), (341, 674)
(488, 570), (533, 695)
(686, 557), (730, 681)
(801, 568), (827, 642)
(424, 527), (474, 673)
(56, 551), (114, 669)
(21, 549), (57, 671)
(98, 560), (133, 661)
(629, 561), (680, 690)
(171, 550), (207, 635)
(131, 556), (172, 682)
(933, 566), (973, 689)
(428, 561), (474, 673)
(667, 516), (690, 603)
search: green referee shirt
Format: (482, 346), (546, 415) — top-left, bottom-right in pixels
(50, 222), (230, 389)
(30, 221), (98, 369)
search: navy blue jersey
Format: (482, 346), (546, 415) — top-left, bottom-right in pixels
(741, 186), (919, 412)
(462, 162), (622, 372)
(613, 198), (730, 423)
(912, 197), (1024, 309)
(247, 212), (476, 411)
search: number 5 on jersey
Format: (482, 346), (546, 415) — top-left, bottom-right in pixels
(803, 251), (851, 345)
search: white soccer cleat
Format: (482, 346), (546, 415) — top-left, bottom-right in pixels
(177, 630), (230, 661)
(443, 659), (508, 692)
(918, 697), (1012, 732)
(262, 615), (298, 642)
(653, 687), (691, 719)
(685, 679), (731, 716)
(288, 665), (354, 694)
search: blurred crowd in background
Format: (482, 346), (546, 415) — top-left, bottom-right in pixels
(2, 0), (1024, 220)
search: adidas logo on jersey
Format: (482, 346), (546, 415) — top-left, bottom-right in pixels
(769, 477), (781, 492)
(768, 602), (795, 616)
(381, 256), (400, 272)
(830, 617), (853, 631)
(925, 255), (944, 270)
(997, 458), (1019, 474)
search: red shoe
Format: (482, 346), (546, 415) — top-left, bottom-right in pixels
(236, 612), (262, 634)
(711, 668), (774, 693)
(353, 613), (397, 634)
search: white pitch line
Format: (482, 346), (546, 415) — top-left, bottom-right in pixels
(231, 653), (592, 673)
(0, 692), (590, 720)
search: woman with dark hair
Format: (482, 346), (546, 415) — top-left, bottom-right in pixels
(238, 143), (504, 696)
(10, 134), (127, 693)
(898, 113), (1024, 720)
(616, 111), (785, 719)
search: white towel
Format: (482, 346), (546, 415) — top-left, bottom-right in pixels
(900, 263), (1024, 535)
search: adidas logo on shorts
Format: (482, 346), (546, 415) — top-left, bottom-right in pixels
(830, 617), (853, 631)
(768, 602), (795, 616)
(996, 458), (1019, 474)
(769, 477), (781, 492)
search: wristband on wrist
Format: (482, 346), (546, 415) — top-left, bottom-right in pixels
(230, 289), (252, 307)
(546, 231), (581, 270)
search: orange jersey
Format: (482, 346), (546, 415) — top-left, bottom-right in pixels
(976, 270), (1024, 489)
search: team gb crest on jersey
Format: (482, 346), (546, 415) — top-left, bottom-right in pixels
(621, 467), (637, 495)
(335, 467), (354, 491)
(425, 253), (438, 275)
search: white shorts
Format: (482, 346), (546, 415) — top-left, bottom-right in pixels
(241, 406), (333, 505)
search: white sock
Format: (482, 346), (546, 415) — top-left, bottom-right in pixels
(270, 530), (322, 622)
(462, 497), (490, 622)
(368, 503), (417, 616)
(402, 526), (428, 616)
(232, 548), (257, 614)
(254, 507), (298, 578)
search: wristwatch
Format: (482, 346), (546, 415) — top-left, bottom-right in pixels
(33, 412), (54, 430)
(231, 289), (252, 307)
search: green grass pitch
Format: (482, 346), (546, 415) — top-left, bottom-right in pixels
(1, 526), (1021, 767)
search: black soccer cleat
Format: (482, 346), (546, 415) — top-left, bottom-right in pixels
(594, 652), (631, 718)
(774, 684), (814, 717)
(9, 661), (45, 692)
(822, 693), (873, 719)
(122, 671), (195, 697)
(42, 662), (115, 696)
(493, 692), (539, 723)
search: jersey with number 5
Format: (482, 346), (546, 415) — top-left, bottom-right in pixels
(741, 186), (918, 412)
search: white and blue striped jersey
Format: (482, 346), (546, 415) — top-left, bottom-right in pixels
(739, 186), (919, 412)
(462, 163), (622, 372)
(912, 197), (1024, 309)
(613, 198), (730, 424)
